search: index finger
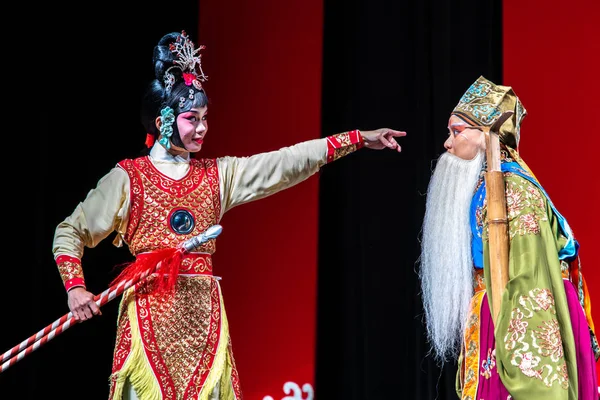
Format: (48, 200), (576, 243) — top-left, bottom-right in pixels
(386, 130), (407, 137)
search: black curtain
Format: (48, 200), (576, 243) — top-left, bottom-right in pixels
(316, 1), (502, 399)
(1, 3), (199, 399)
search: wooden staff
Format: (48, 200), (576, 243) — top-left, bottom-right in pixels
(482, 111), (513, 324)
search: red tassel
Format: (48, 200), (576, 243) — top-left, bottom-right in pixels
(111, 247), (183, 293)
(145, 133), (155, 148)
(155, 250), (184, 293)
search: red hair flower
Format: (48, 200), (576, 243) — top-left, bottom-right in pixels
(183, 73), (195, 86)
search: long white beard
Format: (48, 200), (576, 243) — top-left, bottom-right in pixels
(418, 150), (485, 365)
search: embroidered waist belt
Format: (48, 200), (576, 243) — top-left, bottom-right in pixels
(136, 252), (214, 276)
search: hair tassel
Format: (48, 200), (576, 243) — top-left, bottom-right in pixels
(145, 133), (155, 148)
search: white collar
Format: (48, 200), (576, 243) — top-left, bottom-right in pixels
(148, 143), (191, 164)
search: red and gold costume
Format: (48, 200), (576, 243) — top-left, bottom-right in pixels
(52, 131), (363, 400)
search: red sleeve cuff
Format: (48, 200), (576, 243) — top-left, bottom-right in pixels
(56, 255), (86, 292)
(65, 279), (86, 292)
(325, 130), (364, 163)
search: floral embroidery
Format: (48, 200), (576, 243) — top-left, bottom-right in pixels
(337, 133), (353, 147)
(533, 319), (563, 362)
(504, 289), (568, 389)
(57, 258), (84, 283)
(553, 363), (569, 389)
(481, 348), (496, 379)
(560, 260), (569, 274)
(505, 184), (525, 219)
(466, 339), (478, 358)
(475, 204), (484, 239)
(461, 291), (484, 400)
(532, 289), (554, 311)
(467, 313), (479, 329)
(504, 174), (547, 238)
(504, 308), (528, 350)
(332, 146), (358, 161)
(513, 351), (543, 379)
(464, 367), (476, 385)
(590, 328), (600, 360)
(517, 213), (540, 235)
(158, 106), (176, 149)
(326, 130), (363, 163)
(519, 288), (556, 317)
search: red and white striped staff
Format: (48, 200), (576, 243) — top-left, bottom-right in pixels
(0, 224), (222, 374)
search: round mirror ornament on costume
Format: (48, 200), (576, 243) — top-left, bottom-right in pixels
(169, 208), (195, 235)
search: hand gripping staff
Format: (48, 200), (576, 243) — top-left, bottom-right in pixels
(0, 224), (223, 373)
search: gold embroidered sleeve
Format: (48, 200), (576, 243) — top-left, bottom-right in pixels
(325, 130), (364, 163)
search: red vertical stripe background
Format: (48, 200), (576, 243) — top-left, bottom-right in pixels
(198, 1), (323, 399)
(504, 0), (600, 376)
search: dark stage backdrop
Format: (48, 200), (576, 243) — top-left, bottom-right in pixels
(1, 3), (202, 399)
(315, 1), (502, 399)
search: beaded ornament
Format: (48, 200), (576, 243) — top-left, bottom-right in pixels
(164, 30), (208, 93)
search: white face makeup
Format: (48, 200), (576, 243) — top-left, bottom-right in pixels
(175, 106), (208, 154)
(443, 115), (486, 160)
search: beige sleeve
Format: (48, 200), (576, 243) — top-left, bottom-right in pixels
(217, 138), (328, 216)
(52, 166), (131, 259)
